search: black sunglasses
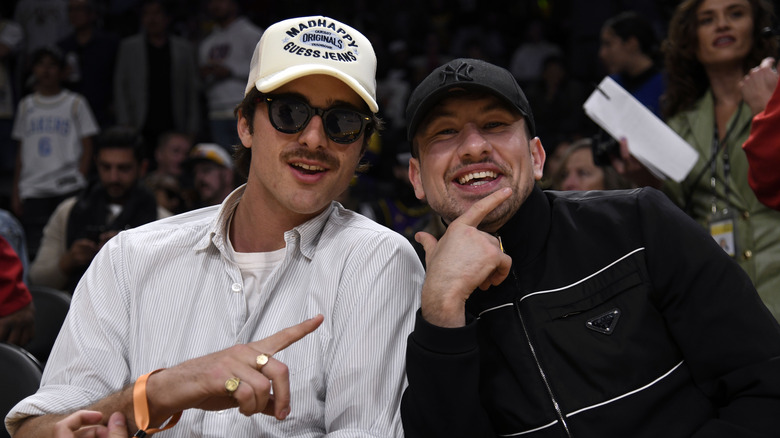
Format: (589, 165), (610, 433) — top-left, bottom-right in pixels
(263, 95), (372, 144)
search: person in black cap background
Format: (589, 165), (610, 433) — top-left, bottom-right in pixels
(400, 58), (780, 437)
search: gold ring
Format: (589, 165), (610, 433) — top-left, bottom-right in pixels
(256, 353), (271, 371)
(225, 377), (240, 395)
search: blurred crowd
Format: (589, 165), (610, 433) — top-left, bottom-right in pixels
(2, 0), (780, 353)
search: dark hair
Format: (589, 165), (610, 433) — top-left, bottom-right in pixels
(156, 130), (189, 149)
(233, 87), (382, 179)
(603, 11), (660, 60)
(31, 46), (65, 69)
(551, 138), (632, 191)
(95, 126), (146, 163)
(662, 0), (778, 119)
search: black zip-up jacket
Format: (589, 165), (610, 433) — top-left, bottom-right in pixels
(402, 187), (780, 437)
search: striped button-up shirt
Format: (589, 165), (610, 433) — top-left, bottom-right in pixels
(7, 185), (424, 437)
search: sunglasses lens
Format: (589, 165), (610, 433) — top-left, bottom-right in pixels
(324, 109), (366, 143)
(270, 98), (310, 133)
(267, 96), (369, 143)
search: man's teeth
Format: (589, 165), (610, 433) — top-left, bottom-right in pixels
(459, 171), (497, 185)
(293, 163), (325, 171)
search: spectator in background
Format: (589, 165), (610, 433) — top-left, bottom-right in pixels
(11, 46), (98, 261)
(199, 0), (262, 151)
(0, 235), (34, 347)
(58, 0), (120, 128)
(151, 130), (191, 179)
(13, 0), (70, 58)
(376, 40), (412, 137)
(114, 0), (200, 162)
(740, 57), (780, 210)
(29, 127), (170, 292)
(614, 0), (780, 322)
(188, 142), (235, 208)
(538, 134), (571, 188)
(0, 14), (23, 206)
(409, 31), (453, 85)
(551, 138), (631, 191)
(144, 172), (185, 214)
(524, 55), (587, 142)
(508, 20), (561, 86)
(359, 144), (443, 264)
(0, 208), (29, 284)
(142, 130), (193, 212)
(599, 11), (665, 117)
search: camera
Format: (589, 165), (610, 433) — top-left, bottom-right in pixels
(591, 132), (619, 167)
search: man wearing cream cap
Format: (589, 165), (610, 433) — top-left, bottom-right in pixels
(7, 16), (422, 438)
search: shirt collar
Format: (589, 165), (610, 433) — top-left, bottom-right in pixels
(195, 184), (337, 261)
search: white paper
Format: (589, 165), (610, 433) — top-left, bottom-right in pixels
(583, 76), (699, 182)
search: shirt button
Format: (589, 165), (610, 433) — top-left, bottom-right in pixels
(742, 211), (750, 220)
(231, 283), (242, 293)
(743, 250), (753, 260)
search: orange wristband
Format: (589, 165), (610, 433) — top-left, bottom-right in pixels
(132, 369), (182, 437)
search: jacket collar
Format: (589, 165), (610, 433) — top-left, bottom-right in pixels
(495, 185), (551, 268)
(683, 90), (752, 151)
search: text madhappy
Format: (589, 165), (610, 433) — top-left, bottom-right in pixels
(285, 18), (359, 48)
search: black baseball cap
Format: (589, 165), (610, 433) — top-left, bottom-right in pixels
(405, 58), (536, 155)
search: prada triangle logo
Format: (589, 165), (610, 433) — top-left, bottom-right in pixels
(585, 308), (620, 335)
(440, 61), (474, 85)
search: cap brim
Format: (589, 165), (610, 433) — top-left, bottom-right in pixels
(255, 64), (378, 113)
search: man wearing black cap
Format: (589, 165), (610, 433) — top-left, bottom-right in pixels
(400, 58), (780, 437)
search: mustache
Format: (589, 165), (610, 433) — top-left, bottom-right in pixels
(281, 148), (339, 170)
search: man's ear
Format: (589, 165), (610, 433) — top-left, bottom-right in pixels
(530, 137), (546, 181)
(237, 110), (252, 149)
(408, 157), (426, 201)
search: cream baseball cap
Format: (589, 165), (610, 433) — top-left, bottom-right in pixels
(244, 16), (378, 113)
(189, 143), (234, 170)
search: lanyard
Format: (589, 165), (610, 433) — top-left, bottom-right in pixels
(709, 102), (742, 214)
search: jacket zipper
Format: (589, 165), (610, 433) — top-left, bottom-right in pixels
(511, 268), (573, 438)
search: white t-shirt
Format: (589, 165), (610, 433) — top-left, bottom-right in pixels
(227, 234), (286, 313)
(12, 90), (99, 199)
(199, 17), (262, 116)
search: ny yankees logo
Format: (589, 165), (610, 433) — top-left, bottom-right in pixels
(439, 62), (474, 85)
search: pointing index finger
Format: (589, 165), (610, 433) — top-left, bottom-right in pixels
(454, 188), (512, 228)
(255, 314), (324, 355)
